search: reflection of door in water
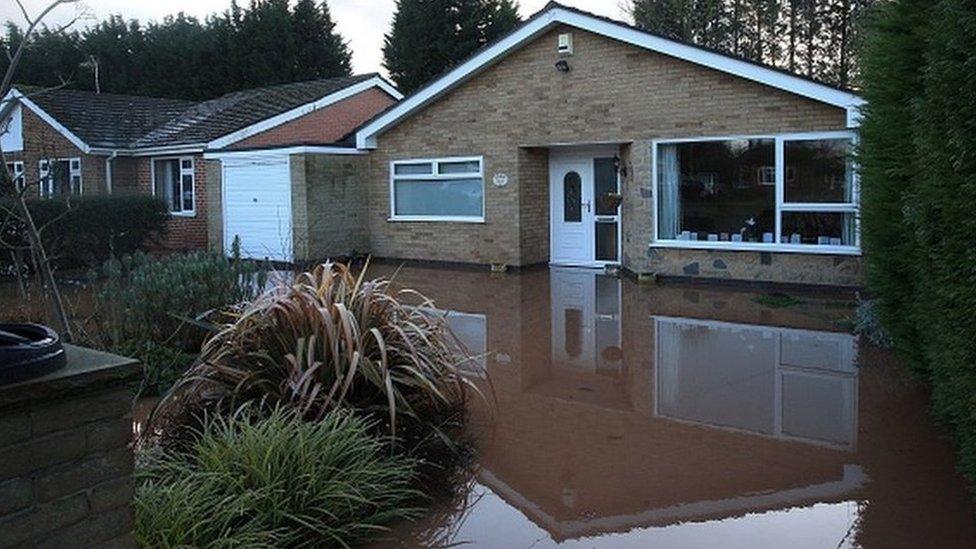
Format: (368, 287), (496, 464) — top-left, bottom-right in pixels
(550, 268), (620, 372)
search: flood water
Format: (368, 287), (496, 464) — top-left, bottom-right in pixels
(367, 265), (976, 549)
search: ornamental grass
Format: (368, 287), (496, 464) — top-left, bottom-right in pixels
(135, 408), (421, 548)
(149, 261), (474, 448)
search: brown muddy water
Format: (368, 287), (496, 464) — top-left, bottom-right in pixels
(8, 264), (973, 548)
(364, 265), (976, 549)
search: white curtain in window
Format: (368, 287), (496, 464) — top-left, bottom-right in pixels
(657, 145), (681, 239)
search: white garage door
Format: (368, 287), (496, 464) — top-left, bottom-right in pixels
(223, 156), (293, 262)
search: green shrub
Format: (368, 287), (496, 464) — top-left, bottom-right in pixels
(0, 195), (169, 269)
(97, 245), (267, 350)
(152, 261), (472, 451)
(111, 340), (196, 395)
(853, 299), (893, 349)
(858, 0), (932, 370)
(860, 0), (976, 495)
(135, 408), (421, 548)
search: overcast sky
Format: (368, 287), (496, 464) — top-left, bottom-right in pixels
(1, 1), (629, 75)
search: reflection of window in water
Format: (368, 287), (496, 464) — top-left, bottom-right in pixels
(653, 316), (857, 450)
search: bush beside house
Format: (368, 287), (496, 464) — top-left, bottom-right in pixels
(0, 195), (169, 272)
(860, 0), (976, 492)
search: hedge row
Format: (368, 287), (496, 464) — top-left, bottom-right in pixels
(1, 195), (169, 270)
(860, 0), (976, 492)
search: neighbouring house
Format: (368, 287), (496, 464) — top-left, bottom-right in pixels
(0, 74), (401, 253)
(0, 2), (867, 288)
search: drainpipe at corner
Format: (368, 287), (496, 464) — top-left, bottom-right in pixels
(105, 150), (118, 194)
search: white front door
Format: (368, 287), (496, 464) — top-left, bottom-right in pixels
(550, 159), (594, 266)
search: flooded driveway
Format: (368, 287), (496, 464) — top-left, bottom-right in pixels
(372, 265), (976, 548)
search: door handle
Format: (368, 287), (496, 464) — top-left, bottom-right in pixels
(583, 200), (591, 213)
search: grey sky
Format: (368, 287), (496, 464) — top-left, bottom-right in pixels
(1, 1), (629, 75)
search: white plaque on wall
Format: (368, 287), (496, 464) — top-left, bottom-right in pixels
(492, 173), (509, 187)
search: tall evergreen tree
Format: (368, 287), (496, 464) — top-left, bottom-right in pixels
(628, 0), (881, 88)
(0, 0), (353, 101)
(383, 0), (520, 94)
(290, 0), (352, 79)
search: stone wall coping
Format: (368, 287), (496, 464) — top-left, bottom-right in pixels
(0, 345), (140, 410)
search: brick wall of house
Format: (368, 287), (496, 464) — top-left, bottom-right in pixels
(291, 153), (369, 262)
(234, 89), (397, 149)
(136, 154), (210, 252)
(4, 107), (108, 197)
(366, 25), (858, 285)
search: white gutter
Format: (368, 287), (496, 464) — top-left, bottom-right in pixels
(203, 145), (367, 161)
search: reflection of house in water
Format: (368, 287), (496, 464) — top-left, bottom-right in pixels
(472, 268), (864, 543)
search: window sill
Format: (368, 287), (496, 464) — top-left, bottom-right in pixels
(387, 216), (485, 224)
(169, 211), (197, 218)
(650, 240), (861, 256)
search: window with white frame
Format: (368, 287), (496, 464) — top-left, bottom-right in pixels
(655, 132), (858, 252)
(38, 158), (82, 198)
(153, 157), (195, 214)
(390, 157), (484, 221)
(4, 161), (24, 193)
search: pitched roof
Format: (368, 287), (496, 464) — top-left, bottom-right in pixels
(17, 86), (195, 149)
(356, 2), (865, 148)
(12, 74), (398, 151)
(132, 74), (382, 148)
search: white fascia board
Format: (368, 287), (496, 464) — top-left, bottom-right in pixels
(204, 145), (366, 161)
(356, 7), (866, 148)
(207, 76), (404, 150)
(89, 144), (207, 157)
(7, 88), (92, 153)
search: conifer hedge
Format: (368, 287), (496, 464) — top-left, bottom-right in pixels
(860, 0), (976, 491)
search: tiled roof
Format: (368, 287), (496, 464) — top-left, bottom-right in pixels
(16, 74), (383, 149)
(18, 86), (194, 148)
(132, 74), (379, 148)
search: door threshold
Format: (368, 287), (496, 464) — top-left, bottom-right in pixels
(549, 262), (620, 270)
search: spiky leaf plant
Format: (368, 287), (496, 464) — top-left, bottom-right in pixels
(135, 408), (421, 548)
(151, 261), (472, 446)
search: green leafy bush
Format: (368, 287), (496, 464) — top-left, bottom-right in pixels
(135, 408), (421, 548)
(853, 299), (893, 349)
(860, 0), (976, 494)
(0, 195), (169, 269)
(97, 245), (267, 350)
(111, 340), (196, 395)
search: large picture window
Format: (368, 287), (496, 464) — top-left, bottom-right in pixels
(153, 157), (195, 215)
(655, 132), (858, 253)
(390, 157), (484, 221)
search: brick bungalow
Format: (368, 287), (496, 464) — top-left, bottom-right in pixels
(1, 74), (401, 253)
(354, 3), (865, 287)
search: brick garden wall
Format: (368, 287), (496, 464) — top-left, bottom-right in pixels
(0, 347), (139, 549)
(366, 25), (860, 286)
